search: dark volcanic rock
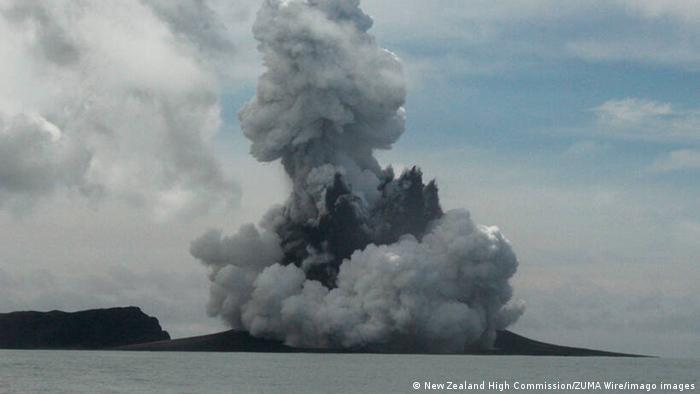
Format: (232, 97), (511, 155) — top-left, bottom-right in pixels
(489, 330), (644, 357)
(0, 307), (170, 349)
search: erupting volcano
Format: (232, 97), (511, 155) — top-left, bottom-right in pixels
(190, 0), (524, 353)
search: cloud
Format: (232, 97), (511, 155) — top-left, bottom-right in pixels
(513, 265), (700, 357)
(594, 98), (673, 124)
(649, 149), (700, 173)
(616, 0), (700, 25)
(144, 0), (236, 57)
(592, 98), (700, 142)
(0, 113), (89, 208)
(359, 0), (700, 91)
(0, 0), (240, 217)
(566, 39), (700, 70)
(142, 0), (261, 84)
(566, 1), (700, 68)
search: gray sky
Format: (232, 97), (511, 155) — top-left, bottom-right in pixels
(0, 0), (698, 357)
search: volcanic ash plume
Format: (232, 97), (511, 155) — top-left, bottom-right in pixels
(191, 0), (524, 353)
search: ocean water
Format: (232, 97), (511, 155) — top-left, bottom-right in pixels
(0, 350), (696, 394)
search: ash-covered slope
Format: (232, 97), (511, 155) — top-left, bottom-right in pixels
(0, 307), (170, 349)
(118, 329), (645, 357)
(489, 331), (644, 357)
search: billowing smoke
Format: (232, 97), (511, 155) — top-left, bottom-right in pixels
(192, 0), (524, 353)
(0, 0), (238, 217)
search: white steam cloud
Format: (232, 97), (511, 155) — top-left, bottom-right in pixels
(192, 0), (523, 353)
(0, 0), (238, 216)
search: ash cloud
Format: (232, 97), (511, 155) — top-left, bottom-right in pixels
(192, 0), (523, 353)
(0, 0), (238, 216)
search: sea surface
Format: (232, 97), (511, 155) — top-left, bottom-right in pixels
(0, 350), (696, 393)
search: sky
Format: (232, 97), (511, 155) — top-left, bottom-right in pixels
(0, 0), (698, 357)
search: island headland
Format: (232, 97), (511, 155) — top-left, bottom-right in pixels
(0, 307), (169, 350)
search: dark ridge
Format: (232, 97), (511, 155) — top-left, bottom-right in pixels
(0, 307), (170, 350)
(117, 329), (647, 357)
